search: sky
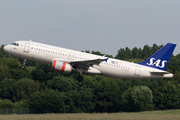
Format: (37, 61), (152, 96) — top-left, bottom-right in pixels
(0, 0), (180, 56)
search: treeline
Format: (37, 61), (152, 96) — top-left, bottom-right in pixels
(0, 44), (180, 113)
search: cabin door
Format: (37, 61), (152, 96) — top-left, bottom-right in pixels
(24, 42), (31, 53)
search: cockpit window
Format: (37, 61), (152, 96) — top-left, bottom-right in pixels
(11, 43), (19, 46)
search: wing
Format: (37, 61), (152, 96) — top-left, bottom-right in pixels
(70, 58), (109, 68)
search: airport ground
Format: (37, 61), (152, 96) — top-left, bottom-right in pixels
(0, 109), (180, 120)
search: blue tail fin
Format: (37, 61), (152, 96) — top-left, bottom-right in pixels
(138, 43), (176, 70)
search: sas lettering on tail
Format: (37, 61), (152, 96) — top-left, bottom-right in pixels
(147, 58), (167, 68)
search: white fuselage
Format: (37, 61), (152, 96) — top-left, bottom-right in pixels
(3, 41), (173, 79)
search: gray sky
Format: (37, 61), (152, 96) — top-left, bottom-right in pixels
(0, 0), (180, 56)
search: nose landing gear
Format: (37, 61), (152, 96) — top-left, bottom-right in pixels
(22, 59), (27, 69)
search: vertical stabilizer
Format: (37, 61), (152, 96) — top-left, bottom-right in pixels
(138, 43), (176, 70)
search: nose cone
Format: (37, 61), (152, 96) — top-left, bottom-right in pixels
(3, 46), (7, 52)
(3, 45), (10, 54)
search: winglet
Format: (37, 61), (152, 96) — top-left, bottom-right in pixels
(104, 58), (109, 62)
(138, 43), (176, 70)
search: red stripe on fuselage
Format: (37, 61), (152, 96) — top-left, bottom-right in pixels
(61, 62), (66, 72)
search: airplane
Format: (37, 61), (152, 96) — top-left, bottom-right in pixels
(3, 40), (176, 81)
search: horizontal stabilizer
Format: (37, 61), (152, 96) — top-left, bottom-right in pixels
(150, 71), (170, 75)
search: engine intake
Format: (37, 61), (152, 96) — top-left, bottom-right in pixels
(52, 60), (72, 73)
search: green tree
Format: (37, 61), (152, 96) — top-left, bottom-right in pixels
(176, 53), (180, 60)
(122, 86), (153, 112)
(47, 76), (77, 92)
(0, 99), (14, 108)
(31, 63), (61, 82)
(115, 47), (132, 60)
(91, 51), (104, 56)
(132, 47), (139, 59)
(65, 90), (81, 113)
(105, 54), (113, 58)
(0, 62), (10, 81)
(0, 78), (16, 100)
(115, 48), (126, 60)
(172, 71), (180, 83)
(82, 50), (90, 53)
(0, 45), (11, 58)
(94, 78), (120, 112)
(31, 67), (48, 82)
(13, 78), (39, 101)
(0, 57), (29, 80)
(29, 88), (65, 113)
(14, 99), (29, 108)
(154, 81), (180, 110)
(125, 47), (132, 59)
(0, 45), (5, 58)
(79, 88), (95, 112)
(142, 45), (150, 59)
(166, 57), (180, 73)
(78, 75), (97, 91)
(150, 44), (162, 55)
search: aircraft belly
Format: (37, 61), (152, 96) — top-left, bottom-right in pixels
(83, 67), (101, 74)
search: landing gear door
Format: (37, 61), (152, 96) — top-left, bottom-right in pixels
(134, 65), (141, 76)
(24, 42), (31, 53)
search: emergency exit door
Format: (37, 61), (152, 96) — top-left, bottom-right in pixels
(134, 65), (141, 76)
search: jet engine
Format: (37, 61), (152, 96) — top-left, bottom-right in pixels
(52, 60), (72, 73)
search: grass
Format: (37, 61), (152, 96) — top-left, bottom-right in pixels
(0, 109), (180, 120)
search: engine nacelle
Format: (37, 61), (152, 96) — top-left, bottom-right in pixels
(52, 60), (72, 73)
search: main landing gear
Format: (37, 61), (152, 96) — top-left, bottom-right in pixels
(76, 68), (84, 82)
(22, 59), (27, 69)
(77, 76), (83, 82)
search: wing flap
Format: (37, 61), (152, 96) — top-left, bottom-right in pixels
(70, 58), (109, 67)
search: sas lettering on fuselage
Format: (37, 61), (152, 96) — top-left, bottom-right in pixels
(147, 58), (167, 68)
